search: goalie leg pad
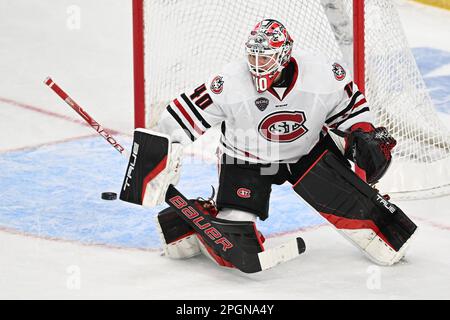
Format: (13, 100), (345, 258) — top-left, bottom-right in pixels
(165, 185), (267, 273)
(120, 129), (182, 208)
(196, 215), (265, 270)
(156, 207), (200, 259)
(292, 151), (418, 266)
(165, 185), (306, 273)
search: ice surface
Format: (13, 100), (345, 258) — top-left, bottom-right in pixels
(0, 137), (321, 249)
(0, 0), (449, 299)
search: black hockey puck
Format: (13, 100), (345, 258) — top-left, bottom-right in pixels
(296, 237), (306, 254)
(101, 192), (117, 201)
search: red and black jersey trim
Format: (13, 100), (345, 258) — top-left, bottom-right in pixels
(333, 107), (370, 129)
(180, 93), (212, 129)
(221, 121), (226, 135)
(326, 91), (364, 125)
(344, 81), (354, 98)
(166, 105), (196, 142)
(173, 99), (205, 136)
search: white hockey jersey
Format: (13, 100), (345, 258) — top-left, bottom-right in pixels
(155, 51), (373, 163)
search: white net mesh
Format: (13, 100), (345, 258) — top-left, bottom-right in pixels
(141, 0), (450, 198)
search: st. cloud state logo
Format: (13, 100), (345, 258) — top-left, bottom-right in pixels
(332, 63), (346, 81)
(210, 76), (224, 94)
(258, 111), (308, 143)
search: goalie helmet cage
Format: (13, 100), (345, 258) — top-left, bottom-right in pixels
(132, 0), (450, 199)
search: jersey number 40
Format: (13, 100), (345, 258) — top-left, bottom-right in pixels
(190, 84), (214, 110)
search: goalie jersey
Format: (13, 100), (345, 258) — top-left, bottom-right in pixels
(155, 51), (373, 163)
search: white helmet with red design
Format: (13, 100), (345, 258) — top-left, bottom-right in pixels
(246, 19), (294, 93)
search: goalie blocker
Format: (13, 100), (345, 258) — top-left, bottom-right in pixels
(119, 129), (183, 208)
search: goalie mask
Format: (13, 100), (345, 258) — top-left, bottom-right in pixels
(246, 19), (294, 93)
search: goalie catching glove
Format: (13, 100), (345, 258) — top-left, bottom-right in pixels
(344, 123), (397, 184)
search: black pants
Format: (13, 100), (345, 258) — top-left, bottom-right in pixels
(216, 134), (349, 221)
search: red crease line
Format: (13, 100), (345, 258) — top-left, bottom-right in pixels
(0, 96), (127, 136)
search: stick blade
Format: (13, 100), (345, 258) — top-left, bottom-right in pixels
(257, 237), (306, 271)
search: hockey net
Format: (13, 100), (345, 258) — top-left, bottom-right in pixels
(133, 0), (450, 199)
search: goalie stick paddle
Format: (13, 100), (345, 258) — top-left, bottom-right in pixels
(165, 184), (306, 273)
(44, 77), (127, 156)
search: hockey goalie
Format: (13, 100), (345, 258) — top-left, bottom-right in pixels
(120, 19), (417, 273)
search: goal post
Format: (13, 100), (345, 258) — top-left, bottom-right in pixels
(132, 0), (146, 129)
(353, 0), (365, 95)
(132, 0), (450, 199)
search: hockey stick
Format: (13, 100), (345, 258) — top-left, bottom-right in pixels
(166, 184), (306, 273)
(44, 78), (306, 272)
(44, 77), (127, 156)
